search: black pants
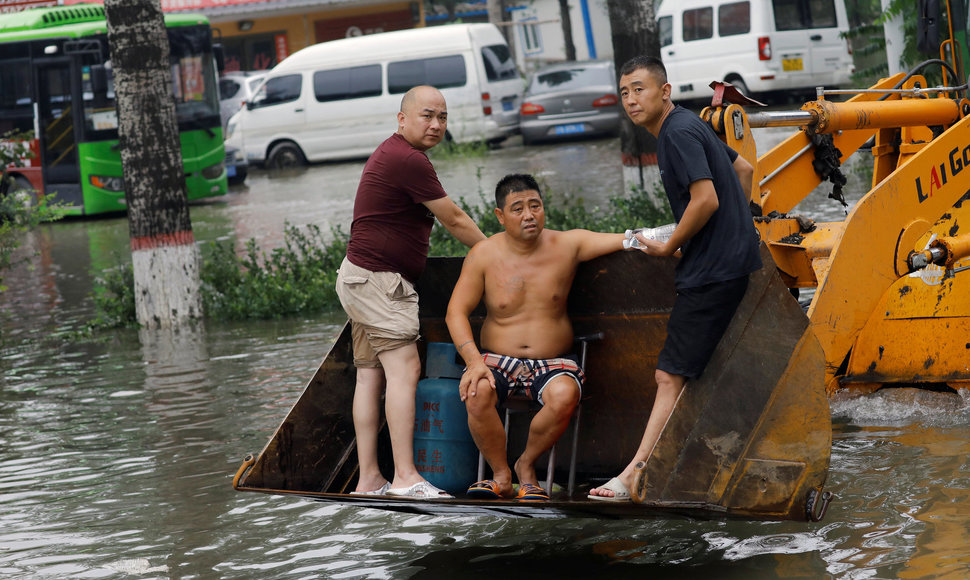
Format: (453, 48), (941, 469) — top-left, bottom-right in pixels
(657, 275), (749, 379)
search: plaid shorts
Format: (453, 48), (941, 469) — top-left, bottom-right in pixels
(480, 352), (584, 406)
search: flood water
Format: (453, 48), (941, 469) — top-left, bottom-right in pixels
(3, 130), (970, 579)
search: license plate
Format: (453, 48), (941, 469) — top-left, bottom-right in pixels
(782, 57), (803, 72)
(554, 123), (586, 135)
(226, 165), (236, 177)
(502, 100), (515, 111)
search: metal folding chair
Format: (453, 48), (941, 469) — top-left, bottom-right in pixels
(476, 332), (602, 497)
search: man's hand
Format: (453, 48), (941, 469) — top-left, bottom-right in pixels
(459, 360), (495, 401)
(633, 234), (678, 257)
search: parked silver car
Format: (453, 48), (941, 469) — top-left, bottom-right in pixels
(219, 71), (266, 130)
(518, 60), (620, 145)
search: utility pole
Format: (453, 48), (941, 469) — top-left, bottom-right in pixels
(606, 0), (661, 200)
(558, 0), (576, 61)
(104, 0), (203, 329)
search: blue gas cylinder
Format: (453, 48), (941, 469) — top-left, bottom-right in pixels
(413, 342), (477, 494)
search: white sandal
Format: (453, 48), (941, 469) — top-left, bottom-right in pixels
(386, 480), (454, 499)
(350, 481), (390, 496)
(587, 477), (632, 502)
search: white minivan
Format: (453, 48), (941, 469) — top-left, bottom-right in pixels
(225, 23), (522, 167)
(656, 0), (854, 102)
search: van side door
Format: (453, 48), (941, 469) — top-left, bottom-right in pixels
(303, 64), (389, 161)
(668, 5), (717, 100)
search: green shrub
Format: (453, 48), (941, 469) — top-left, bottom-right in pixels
(428, 139), (490, 160)
(199, 222), (348, 320)
(89, 260), (137, 330)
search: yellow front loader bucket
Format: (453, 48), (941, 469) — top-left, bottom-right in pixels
(235, 245), (833, 521)
(632, 244), (831, 521)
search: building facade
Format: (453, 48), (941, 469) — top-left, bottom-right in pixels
(5, 0), (614, 74)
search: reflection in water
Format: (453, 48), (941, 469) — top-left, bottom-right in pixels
(1, 135), (969, 577)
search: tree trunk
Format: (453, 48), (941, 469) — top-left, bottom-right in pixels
(559, 0), (576, 61)
(105, 0), (203, 329)
(607, 0), (661, 201)
(881, 0), (905, 75)
(487, 0), (514, 50)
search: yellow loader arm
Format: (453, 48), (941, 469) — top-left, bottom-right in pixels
(706, 74), (970, 395)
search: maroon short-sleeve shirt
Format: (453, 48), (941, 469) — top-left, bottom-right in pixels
(346, 133), (448, 282)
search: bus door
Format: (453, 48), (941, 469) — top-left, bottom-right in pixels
(35, 58), (83, 207)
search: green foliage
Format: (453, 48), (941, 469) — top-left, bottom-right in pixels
(844, 0), (947, 87)
(428, 138), (490, 160)
(199, 222), (348, 320)
(90, 184), (674, 328)
(89, 260), (137, 330)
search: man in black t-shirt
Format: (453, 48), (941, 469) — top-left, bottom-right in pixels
(589, 56), (761, 502)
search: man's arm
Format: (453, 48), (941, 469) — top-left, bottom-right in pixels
(573, 230), (627, 262)
(424, 196), (487, 248)
(638, 179), (719, 257)
(445, 246), (495, 399)
(732, 154), (754, 200)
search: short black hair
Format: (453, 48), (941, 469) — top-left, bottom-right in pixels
(619, 55), (667, 85)
(495, 173), (542, 209)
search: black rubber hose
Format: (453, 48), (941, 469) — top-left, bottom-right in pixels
(878, 58), (965, 100)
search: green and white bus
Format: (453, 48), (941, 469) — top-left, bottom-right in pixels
(0, 4), (226, 216)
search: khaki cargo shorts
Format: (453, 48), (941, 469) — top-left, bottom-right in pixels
(335, 257), (420, 368)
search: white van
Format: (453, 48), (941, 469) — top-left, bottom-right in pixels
(656, 0), (854, 102)
(225, 24), (522, 167)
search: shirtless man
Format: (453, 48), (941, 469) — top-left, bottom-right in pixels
(445, 174), (630, 501)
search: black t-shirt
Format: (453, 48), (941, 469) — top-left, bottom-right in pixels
(657, 106), (762, 289)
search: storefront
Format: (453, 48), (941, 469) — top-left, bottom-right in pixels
(193, 0), (423, 72)
(56, 0), (425, 72)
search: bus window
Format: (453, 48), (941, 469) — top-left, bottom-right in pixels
(83, 62), (117, 134)
(0, 56), (34, 135)
(169, 26), (220, 125)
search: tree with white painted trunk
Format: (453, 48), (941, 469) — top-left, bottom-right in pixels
(607, 0), (661, 203)
(104, 0), (203, 329)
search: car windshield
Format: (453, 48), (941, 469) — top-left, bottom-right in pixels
(530, 65), (611, 93)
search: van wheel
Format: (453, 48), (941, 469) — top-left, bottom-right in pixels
(266, 142), (305, 170)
